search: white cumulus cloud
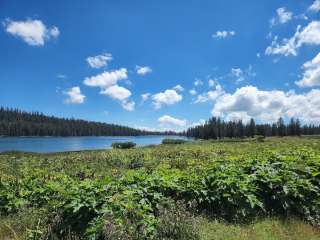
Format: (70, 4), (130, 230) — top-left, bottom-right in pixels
(158, 115), (187, 127)
(309, 0), (320, 12)
(208, 79), (216, 87)
(49, 26), (59, 38)
(83, 68), (128, 88)
(265, 21), (320, 56)
(211, 85), (320, 124)
(173, 84), (184, 92)
(296, 52), (320, 87)
(190, 119), (206, 127)
(194, 79), (203, 86)
(136, 66), (152, 76)
(195, 84), (224, 103)
(270, 7), (293, 26)
(121, 101), (135, 111)
(4, 19), (59, 46)
(231, 68), (245, 82)
(64, 87), (85, 104)
(152, 89), (183, 109)
(228, 66), (256, 83)
(212, 30), (235, 39)
(87, 53), (112, 69)
(100, 85), (131, 101)
(83, 68), (134, 111)
(141, 93), (151, 103)
(100, 85), (135, 111)
(189, 89), (197, 95)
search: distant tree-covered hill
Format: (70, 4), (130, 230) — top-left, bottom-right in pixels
(0, 107), (171, 137)
(185, 117), (320, 139)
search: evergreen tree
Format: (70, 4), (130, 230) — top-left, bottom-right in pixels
(277, 117), (286, 137)
(0, 107), (172, 137)
(185, 115), (319, 139)
(248, 118), (256, 138)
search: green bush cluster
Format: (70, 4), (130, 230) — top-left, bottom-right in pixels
(111, 141), (136, 149)
(162, 139), (187, 145)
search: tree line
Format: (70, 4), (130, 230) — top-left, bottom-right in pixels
(185, 117), (320, 139)
(0, 107), (172, 137)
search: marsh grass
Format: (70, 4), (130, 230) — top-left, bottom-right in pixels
(199, 218), (320, 240)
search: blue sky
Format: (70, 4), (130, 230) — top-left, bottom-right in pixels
(1, 0), (320, 131)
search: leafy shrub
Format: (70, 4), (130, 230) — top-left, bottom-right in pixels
(162, 139), (187, 145)
(111, 141), (136, 149)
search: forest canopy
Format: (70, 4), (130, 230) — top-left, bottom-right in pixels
(185, 117), (320, 139)
(0, 107), (171, 137)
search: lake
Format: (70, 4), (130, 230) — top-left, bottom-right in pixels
(0, 136), (190, 153)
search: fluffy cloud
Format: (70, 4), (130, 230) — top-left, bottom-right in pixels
(49, 27), (59, 38)
(228, 66), (256, 83)
(57, 74), (67, 79)
(141, 93), (151, 102)
(212, 30), (235, 39)
(87, 53), (112, 68)
(136, 66), (152, 75)
(100, 85), (131, 101)
(195, 84), (224, 103)
(309, 0), (320, 12)
(265, 35), (296, 56)
(173, 84), (184, 92)
(211, 86), (320, 124)
(231, 68), (244, 82)
(121, 101), (135, 111)
(83, 68), (127, 88)
(265, 21), (320, 56)
(83, 68), (134, 111)
(208, 79), (216, 87)
(189, 89), (197, 95)
(152, 89), (183, 109)
(100, 85), (135, 111)
(4, 19), (59, 46)
(158, 115), (187, 127)
(296, 52), (320, 87)
(190, 119), (206, 127)
(225, 112), (252, 123)
(270, 7), (293, 26)
(64, 87), (85, 104)
(193, 79), (203, 86)
(134, 125), (159, 132)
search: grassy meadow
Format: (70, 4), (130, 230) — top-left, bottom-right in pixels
(1, 137), (320, 239)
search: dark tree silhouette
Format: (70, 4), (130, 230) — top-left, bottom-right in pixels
(0, 107), (175, 137)
(185, 116), (320, 139)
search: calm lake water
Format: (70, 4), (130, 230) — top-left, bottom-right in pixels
(0, 136), (190, 153)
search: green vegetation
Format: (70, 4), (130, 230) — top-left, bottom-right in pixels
(0, 107), (176, 136)
(111, 141), (136, 149)
(199, 218), (320, 240)
(1, 137), (320, 239)
(185, 117), (320, 139)
(161, 138), (187, 144)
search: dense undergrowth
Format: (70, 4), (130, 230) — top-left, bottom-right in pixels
(0, 137), (320, 239)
